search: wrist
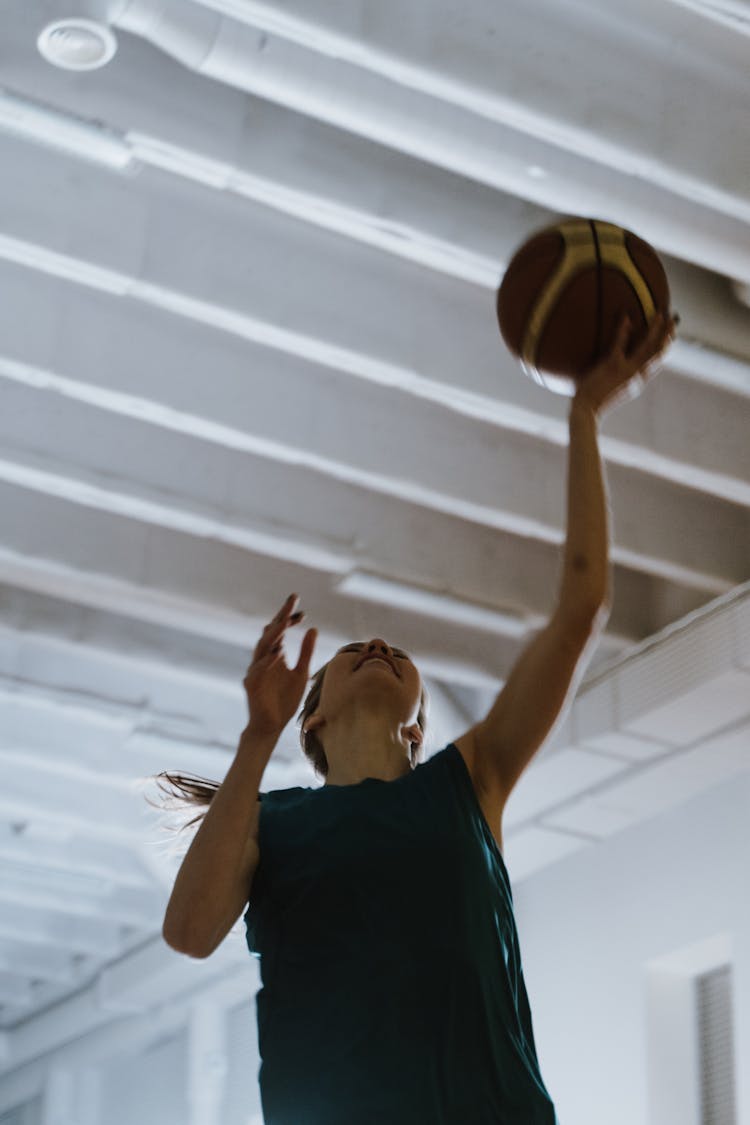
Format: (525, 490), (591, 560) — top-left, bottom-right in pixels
(570, 391), (599, 422)
(240, 721), (281, 752)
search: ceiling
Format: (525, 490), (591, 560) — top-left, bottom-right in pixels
(0, 0), (749, 1096)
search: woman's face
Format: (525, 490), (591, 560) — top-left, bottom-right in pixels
(316, 637), (423, 728)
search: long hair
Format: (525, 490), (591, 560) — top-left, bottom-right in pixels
(151, 657), (430, 831)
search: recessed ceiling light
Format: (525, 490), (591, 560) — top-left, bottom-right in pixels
(37, 18), (117, 72)
(526, 165), (548, 179)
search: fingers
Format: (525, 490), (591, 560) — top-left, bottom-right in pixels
(294, 628), (318, 675)
(649, 313), (677, 363)
(272, 593), (298, 624)
(255, 594), (305, 660)
(630, 311), (676, 369)
(613, 312), (633, 355)
(631, 315), (661, 366)
(612, 310), (677, 362)
(268, 595), (303, 634)
(650, 311), (678, 348)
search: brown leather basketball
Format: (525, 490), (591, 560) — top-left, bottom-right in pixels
(496, 217), (671, 396)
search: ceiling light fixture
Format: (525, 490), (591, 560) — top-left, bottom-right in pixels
(37, 18), (118, 71)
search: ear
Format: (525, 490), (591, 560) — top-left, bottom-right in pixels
(304, 712), (326, 736)
(403, 723), (423, 749)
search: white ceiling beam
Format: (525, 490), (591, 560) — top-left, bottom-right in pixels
(0, 143), (747, 489)
(114, 0), (750, 281)
(0, 973), (33, 1009)
(1, 85), (749, 388)
(0, 678), (275, 784)
(0, 468), (652, 684)
(2, 328), (749, 555)
(0, 762), (152, 847)
(128, 129), (498, 286)
(0, 430), (736, 608)
(0, 515), (661, 715)
(0, 871), (162, 932)
(0, 814), (152, 900)
(1, 130), (748, 400)
(5, 1), (750, 286)
(0, 526), (719, 756)
(0, 905), (123, 959)
(0, 362), (740, 602)
(0, 821), (159, 893)
(0, 637), (509, 826)
(0, 683), (333, 797)
(190, 0), (750, 173)
(0, 941), (76, 987)
(0, 668), (492, 899)
(504, 582), (750, 829)
(0, 447), (350, 572)
(0, 543), (629, 698)
(0, 598), (508, 730)
(505, 718), (750, 881)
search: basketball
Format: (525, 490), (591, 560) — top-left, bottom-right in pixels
(496, 217), (671, 396)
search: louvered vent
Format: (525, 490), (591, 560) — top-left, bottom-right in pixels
(698, 966), (737, 1125)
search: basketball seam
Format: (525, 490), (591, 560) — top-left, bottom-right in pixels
(623, 237), (657, 327)
(589, 219), (604, 366)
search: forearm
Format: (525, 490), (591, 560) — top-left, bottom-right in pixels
(162, 722), (277, 952)
(557, 395), (612, 620)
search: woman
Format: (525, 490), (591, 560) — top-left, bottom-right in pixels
(158, 313), (677, 1124)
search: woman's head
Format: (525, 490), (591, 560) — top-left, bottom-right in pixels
(152, 635), (429, 828)
(298, 638), (429, 779)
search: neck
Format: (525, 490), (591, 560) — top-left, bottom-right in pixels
(322, 711), (412, 786)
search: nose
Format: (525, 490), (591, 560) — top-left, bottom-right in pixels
(365, 638), (392, 657)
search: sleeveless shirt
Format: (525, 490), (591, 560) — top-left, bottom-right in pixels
(244, 742), (558, 1124)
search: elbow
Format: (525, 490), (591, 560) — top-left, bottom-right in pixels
(162, 918), (214, 960)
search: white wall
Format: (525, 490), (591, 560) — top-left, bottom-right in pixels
(513, 772), (750, 1125)
(95, 1003), (263, 1125)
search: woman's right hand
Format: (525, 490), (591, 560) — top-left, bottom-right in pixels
(243, 594), (318, 737)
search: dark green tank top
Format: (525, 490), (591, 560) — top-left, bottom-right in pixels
(244, 742), (558, 1124)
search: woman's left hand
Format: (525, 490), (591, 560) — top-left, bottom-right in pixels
(574, 311), (679, 418)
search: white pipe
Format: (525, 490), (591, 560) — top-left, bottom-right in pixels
(107, 0), (750, 288)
